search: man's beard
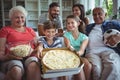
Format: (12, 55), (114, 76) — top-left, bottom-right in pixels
(51, 13), (59, 19)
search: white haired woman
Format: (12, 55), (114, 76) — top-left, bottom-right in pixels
(0, 6), (41, 80)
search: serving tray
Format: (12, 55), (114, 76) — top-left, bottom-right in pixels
(41, 48), (84, 78)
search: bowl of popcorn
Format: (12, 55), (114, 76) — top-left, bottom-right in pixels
(7, 41), (33, 57)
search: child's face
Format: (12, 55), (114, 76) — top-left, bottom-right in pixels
(66, 18), (78, 31)
(44, 28), (56, 40)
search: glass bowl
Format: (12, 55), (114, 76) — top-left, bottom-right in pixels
(6, 41), (33, 57)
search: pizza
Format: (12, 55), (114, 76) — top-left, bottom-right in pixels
(42, 49), (80, 70)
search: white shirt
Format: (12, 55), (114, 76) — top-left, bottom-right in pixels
(86, 24), (114, 54)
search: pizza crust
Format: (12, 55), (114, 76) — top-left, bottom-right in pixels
(42, 50), (80, 70)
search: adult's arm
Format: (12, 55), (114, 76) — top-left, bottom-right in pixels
(0, 38), (22, 61)
(38, 13), (46, 36)
(0, 38), (6, 61)
(59, 16), (64, 29)
(84, 17), (90, 25)
(38, 24), (44, 36)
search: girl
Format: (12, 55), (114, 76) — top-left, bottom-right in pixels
(64, 15), (92, 80)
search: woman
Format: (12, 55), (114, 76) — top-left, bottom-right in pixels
(72, 4), (89, 33)
(0, 6), (41, 80)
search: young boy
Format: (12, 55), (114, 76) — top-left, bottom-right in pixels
(64, 15), (92, 80)
(38, 20), (65, 80)
(39, 20), (62, 49)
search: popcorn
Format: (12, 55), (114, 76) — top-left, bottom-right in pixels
(10, 44), (32, 57)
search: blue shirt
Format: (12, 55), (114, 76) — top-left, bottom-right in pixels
(86, 20), (120, 35)
(39, 37), (62, 48)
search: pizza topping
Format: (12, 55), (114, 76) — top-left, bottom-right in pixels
(42, 50), (80, 70)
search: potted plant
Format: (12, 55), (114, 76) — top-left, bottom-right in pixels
(86, 9), (92, 15)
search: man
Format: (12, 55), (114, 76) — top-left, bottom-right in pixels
(38, 2), (63, 36)
(85, 7), (120, 80)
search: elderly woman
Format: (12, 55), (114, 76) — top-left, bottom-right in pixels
(0, 6), (41, 80)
